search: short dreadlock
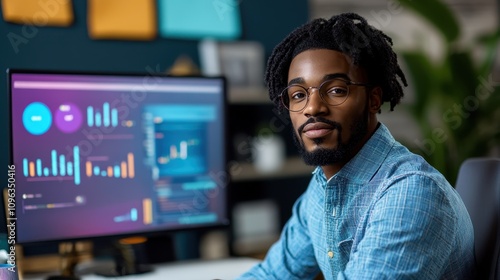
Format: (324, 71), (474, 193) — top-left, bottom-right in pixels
(265, 12), (407, 113)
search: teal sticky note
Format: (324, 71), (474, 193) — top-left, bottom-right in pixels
(158, 0), (242, 40)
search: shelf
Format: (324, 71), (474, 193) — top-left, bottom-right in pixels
(228, 87), (271, 104)
(230, 156), (315, 182)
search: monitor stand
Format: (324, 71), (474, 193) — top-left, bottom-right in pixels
(95, 236), (153, 277)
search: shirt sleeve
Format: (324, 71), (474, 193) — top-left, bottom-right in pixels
(237, 188), (320, 280)
(337, 174), (458, 280)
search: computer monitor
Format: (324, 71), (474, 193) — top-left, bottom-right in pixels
(7, 70), (229, 273)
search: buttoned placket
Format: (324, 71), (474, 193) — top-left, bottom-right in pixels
(325, 177), (340, 274)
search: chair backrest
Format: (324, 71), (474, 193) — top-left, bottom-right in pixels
(455, 157), (500, 280)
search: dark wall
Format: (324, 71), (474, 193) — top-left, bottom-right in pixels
(0, 0), (309, 234)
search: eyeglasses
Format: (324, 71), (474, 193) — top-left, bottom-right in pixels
(279, 78), (371, 112)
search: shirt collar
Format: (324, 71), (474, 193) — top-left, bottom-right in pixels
(313, 123), (396, 184)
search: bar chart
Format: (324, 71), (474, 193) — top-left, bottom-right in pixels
(87, 102), (118, 128)
(22, 146), (81, 185)
(21, 147), (136, 185)
(85, 153), (135, 178)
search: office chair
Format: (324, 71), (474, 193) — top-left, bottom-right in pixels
(455, 157), (500, 280)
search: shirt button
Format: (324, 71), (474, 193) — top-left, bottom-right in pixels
(328, 251), (334, 258)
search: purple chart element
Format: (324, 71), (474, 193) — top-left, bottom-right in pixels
(55, 103), (83, 133)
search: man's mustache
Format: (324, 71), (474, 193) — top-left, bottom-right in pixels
(297, 117), (343, 135)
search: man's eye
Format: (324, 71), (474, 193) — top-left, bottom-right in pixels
(290, 91), (307, 100)
(326, 87), (348, 96)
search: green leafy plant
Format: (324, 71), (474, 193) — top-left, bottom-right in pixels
(394, 0), (500, 183)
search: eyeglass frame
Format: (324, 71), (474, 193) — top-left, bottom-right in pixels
(279, 77), (372, 112)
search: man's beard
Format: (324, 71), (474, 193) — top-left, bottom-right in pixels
(292, 108), (369, 166)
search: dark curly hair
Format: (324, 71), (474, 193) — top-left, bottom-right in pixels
(265, 12), (407, 113)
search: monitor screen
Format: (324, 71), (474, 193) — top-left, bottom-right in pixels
(8, 70), (229, 245)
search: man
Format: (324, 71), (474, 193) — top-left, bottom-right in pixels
(237, 13), (475, 279)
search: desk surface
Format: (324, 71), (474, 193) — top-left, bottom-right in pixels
(23, 257), (260, 280)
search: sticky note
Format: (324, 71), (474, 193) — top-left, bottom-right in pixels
(158, 0), (241, 40)
(1, 0), (73, 26)
(87, 0), (156, 40)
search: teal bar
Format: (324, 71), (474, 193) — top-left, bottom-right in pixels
(103, 102), (110, 127)
(43, 167), (49, 176)
(23, 158), (28, 177)
(59, 155), (66, 176)
(67, 162), (73, 176)
(131, 208), (137, 221)
(101, 171), (107, 176)
(93, 166), (100, 176)
(36, 159), (42, 176)
(179, 213), (217, 225)
(87, 106), (94, 127)
(95, 112), (102, 127)
(144, 105), (216, 121)
(73, 146), (80, 185)
(157, 188), (172, 197)
(51, 150), (57, 176)
(114, 165), (120, 178)
(113, 215), (124, 222)
(183, 180), (217, 190)
(111, 108), (118, 127)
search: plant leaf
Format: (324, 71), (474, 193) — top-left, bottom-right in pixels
(477, 29), (500, 76)
(446, 51), (477, 100)
(400, 51), (437, 118)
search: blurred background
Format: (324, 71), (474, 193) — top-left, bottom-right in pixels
(0, 0), (499, 277)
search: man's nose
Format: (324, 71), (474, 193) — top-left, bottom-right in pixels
(303, 88), (328, 116)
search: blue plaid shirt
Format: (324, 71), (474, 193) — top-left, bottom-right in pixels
(238, 123), (475, 280)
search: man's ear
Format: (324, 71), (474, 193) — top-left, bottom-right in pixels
(369, 86), (382, 113)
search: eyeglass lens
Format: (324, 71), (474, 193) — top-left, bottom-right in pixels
(281, 78), (350, 111)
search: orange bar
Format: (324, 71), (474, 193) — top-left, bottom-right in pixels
(86, 161), (92, 177)
(121, 161), (127, 178)
(170, 145), (177, 159)
(107, 166), (113, 177)
(127, 153), (134, 178)
(143, 198), (152, 224)
(29, 162), (35, 177)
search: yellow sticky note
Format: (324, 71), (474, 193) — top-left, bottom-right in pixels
(1, 0), (73, 26)
(87, 0), (157, 40)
